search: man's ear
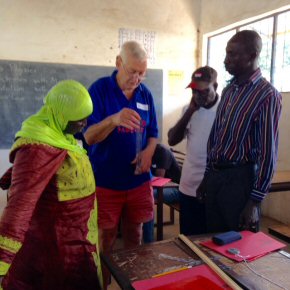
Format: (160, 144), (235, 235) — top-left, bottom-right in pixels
(116, 55), (121, 69)
(214, 82), (218, 91)
(249, 51), (258, 63)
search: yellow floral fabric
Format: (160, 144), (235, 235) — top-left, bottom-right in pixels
(11, 138), (96, 202)
(87, 198), (103, 288)
(0, 235), (21, 254)
(11, 138), (44, 153)
(56, 151), (96, 201)
(0, 260), (11, 276)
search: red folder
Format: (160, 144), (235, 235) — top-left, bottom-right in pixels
(201, 231), (286, 262)
(151, 177), (171, 187)
(132, 264), (232, 290)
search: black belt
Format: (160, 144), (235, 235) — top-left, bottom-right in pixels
(210, 161), (251, 170)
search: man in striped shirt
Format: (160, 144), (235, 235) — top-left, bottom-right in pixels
(197, 30), (282, 233)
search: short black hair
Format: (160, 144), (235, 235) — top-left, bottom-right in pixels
(230, 30), (262, 55)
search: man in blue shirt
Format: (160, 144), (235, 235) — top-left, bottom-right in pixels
(84, 41), (158, 289)
(197, 30), (282, 233)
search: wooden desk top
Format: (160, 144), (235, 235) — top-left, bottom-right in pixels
(152, 170), (290, 190)
(272, 170), (290, 183)
(102, 235), (290, 290)
(270, 170), (290, 192)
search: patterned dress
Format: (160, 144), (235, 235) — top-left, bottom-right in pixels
(0, 138), (102, 290)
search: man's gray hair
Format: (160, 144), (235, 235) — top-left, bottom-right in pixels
(119, 41), (147, 63)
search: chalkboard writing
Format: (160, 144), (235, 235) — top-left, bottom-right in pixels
(0, 60), (163, 148)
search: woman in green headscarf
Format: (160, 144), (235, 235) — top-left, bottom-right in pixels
(0, 80), (102, 290)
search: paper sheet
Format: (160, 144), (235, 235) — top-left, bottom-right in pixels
(201, 231), (286, 262)
(132, 264), (231, 290)
(151, 177), (171, 187)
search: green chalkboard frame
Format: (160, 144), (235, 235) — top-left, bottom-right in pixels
(0, 60), (163, 148)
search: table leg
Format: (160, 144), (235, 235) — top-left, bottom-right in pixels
(156, 187), (164, 241)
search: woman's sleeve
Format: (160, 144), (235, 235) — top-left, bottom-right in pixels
(0, 167), (13, 190)
(0, 144), (67, 275)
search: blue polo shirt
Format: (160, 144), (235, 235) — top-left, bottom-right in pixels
(86, 70), (158, 190)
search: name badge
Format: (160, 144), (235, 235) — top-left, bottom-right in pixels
(137, 102), (149, 111)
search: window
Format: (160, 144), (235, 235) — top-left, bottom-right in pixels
(240, 17), (274, 82)
(208, 30), (235, 91)
(275, 10), (290, 92)
(207, 9), (290, 92)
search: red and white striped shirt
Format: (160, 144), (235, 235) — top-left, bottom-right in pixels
(207, 69), (282, 201)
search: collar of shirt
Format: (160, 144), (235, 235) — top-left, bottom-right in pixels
(229, 68), (262, 87)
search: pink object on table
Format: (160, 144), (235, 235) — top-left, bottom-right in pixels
(132, 264), (231, 290)
(151, 177), (171, 187)
(201, 231), (286, 262)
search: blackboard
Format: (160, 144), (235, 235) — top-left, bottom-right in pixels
(0, 60), (163, 149)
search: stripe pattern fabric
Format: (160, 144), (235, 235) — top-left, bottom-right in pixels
(207, 69), (282, 201)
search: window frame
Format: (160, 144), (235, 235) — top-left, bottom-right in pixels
(206, 8), (290, 92)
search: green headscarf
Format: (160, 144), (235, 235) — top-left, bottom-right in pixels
(15, 80), (92, 154)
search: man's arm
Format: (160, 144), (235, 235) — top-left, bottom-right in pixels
(239, 90), (282, 231)
(154, 168), (166, 177)
(250, 91), (282, 202)
(84, 108), (141, 145)
(168, 96), (199, 146)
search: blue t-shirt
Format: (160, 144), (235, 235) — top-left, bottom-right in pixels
(86, 70), (158, 190)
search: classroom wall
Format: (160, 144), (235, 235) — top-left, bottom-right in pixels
(1, 0), (290, 224)
(0, 0), (200, 177)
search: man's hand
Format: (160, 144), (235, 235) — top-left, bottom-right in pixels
(85, 108), (141, 145)
(131, 148), (154, 174)
(112, 108), (141, 130)
(239, 199), (261, 232)
(188, 95), (200, 113)
(168, 96), (199, 146)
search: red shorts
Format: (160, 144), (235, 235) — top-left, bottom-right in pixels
(96, 181), (153, 229)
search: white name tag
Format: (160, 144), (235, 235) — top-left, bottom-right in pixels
(137, 102), (149, 111)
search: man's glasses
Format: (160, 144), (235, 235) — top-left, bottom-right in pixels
(121, 60), (146, 81)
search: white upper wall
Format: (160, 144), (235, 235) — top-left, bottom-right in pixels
(199, 0), (290, 65)
(200, 0), (290, 35)
(0, 0), (199, 69)
(0, 0), (289, 172)
(0, 0), (201, 175)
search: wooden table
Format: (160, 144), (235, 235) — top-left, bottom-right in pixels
(102, 235), (290, 290)
(268, 170), (290, 242)
(270, 170), (290, 192)
(154, 171), (290, 242)
(153, 181), (179, 241)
